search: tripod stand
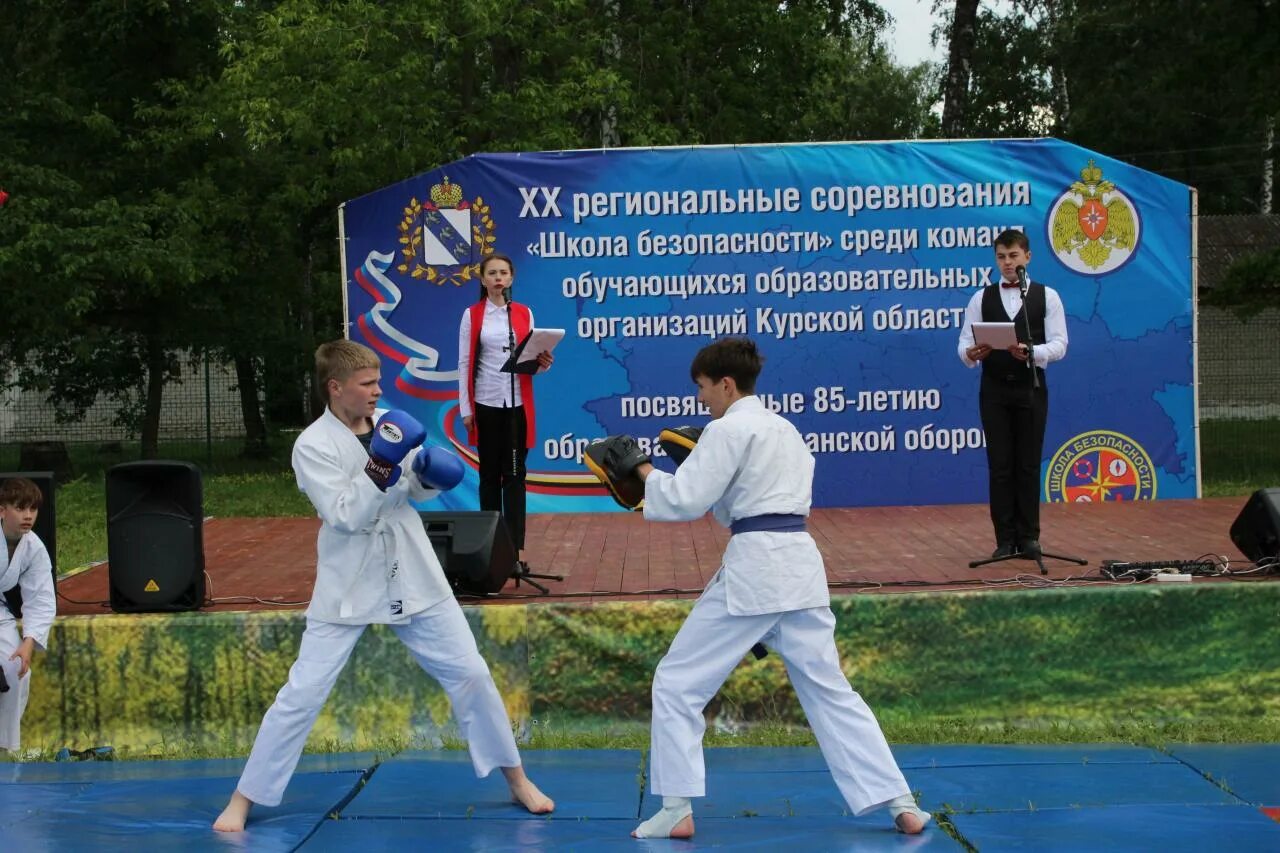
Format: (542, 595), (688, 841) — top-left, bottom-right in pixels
(968, 543), (1087, 575)
(510, 560), (563, 594)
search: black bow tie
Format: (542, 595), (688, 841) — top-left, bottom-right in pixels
(1001, 281), (1021, 289)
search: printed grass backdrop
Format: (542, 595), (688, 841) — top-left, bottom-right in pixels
(21, 583), (1280, 755)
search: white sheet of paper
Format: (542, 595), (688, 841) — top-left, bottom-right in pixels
(517, 328), (565, 363)
(973, 322), (1018, 349)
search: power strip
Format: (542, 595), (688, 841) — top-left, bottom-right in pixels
(1101, 559), (1219, 579)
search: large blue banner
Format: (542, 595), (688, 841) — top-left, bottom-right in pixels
(340, 139), (1195, 510)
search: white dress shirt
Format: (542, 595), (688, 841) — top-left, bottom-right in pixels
(642, 395), (830, 616)
(458, 300), (535, 416)
(956, 276), (1069, 368)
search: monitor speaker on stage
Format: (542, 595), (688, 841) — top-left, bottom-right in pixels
(1229, 487), (1280, 564)
(0, 471), (57, 617)
(421, 511), (514, 596)
(106, 461), (205, 613)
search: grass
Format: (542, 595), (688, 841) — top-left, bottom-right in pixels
(1200, 418), (1280, 493)
(10, 717), (1274, 764)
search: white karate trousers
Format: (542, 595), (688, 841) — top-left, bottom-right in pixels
(236, 596), (520, 806)
(648, 573), (911, 815)
(0, 622), (30, 752)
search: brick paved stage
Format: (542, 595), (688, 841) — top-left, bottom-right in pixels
(56, 496), (1263, 615)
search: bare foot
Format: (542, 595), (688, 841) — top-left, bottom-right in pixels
(502, 766), (555, 814)
(212, 791), (252, 832)
(894, 811), (926, 835)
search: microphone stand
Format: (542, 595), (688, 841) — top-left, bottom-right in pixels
(505, 291), (517, 481)
(1015, 265), (1039, 392)
(503, 289), (563, 594)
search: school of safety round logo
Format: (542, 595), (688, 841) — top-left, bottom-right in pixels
(1045, 430), (1157, 502)
(1047, 159), (1141, 275)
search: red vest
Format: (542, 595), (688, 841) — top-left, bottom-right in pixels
(465, 299), (537, 448)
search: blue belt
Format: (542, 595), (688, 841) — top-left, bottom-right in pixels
(729, 513), (807, 535)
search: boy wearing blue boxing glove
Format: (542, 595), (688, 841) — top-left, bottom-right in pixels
(215, 340), (552, 832)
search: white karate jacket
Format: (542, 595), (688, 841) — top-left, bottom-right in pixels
(0, 530), (56, 650)
(292, 407), (454, 624)
(642, 395), (830, 616)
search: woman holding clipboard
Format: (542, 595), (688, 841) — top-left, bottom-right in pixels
(457, 253), (554, 570)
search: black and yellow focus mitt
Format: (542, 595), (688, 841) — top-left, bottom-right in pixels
(584, 435), (650, 510)
(657, 425), (703, 466)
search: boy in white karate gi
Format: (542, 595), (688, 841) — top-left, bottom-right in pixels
(214, 340), (552, 831)
(620, 337), (929, 838)
(0, 477), (56, 754)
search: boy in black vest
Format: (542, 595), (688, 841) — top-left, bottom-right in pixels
(957, 230), (1069, 559)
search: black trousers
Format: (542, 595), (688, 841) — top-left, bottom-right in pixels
(979, 378), (1049, 547)
(474, 403), (530, 550)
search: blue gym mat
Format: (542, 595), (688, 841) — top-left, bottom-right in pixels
(4, 745), (1278, 851)
(340, 749), (644, 819)
(1163, 743), (1280, 805)
(949, 803), (1280, 852)
(913, 760), (1240, 813)
(306, 814), (959, 851)
(0, 753), (375, 852)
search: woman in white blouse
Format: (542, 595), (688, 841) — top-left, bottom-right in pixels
(457, 253), (553, 570)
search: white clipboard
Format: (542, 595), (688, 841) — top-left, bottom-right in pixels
(972, 322), (1018, 349)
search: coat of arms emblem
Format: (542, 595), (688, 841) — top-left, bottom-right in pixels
(1048, 160), (1140, 274)
(395, 176), (497, 286)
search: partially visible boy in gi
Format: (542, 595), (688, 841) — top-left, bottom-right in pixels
(214, 340), (553, 831)
(592, 338), (929, 839)
(0, 477), (56, 754)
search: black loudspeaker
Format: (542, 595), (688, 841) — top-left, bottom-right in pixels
(0, 471), (57, 617)
(106, 461), (205, 612)
(421, 511), (515, 596)
(1229, 488), (1280, 564)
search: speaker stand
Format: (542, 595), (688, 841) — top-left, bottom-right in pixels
(511, 560), (563, 595)
(968, 544), (1087, 575)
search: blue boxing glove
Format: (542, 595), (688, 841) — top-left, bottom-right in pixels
(366, 410), (426, 490)
(412, 446), (465, 491)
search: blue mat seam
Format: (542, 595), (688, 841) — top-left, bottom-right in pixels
(289, 760), (383, 852)
(1165, 752), (1254, 806)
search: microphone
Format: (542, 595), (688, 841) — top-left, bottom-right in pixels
(502, 286), (511, 306)
(1013, 264), (1035, 369)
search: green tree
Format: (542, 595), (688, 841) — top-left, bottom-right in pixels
(1202, 249), (1280, 319)
(1058, 0), (1280, 214)
(0, 0), (227, 456)
(939, 0), (1280, 213)
(608, 0), (928, 145)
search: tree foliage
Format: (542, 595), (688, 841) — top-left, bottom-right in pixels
(0, 0), (226, 454)
(937, 0), (1280, 213)
(1203, 248), (1280, 319)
